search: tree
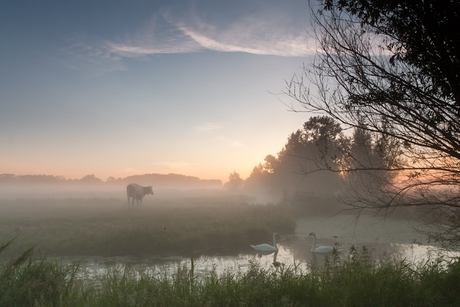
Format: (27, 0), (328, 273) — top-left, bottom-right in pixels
(303, 116), (342, 144)
(224, 171), (244, 191)
(244, 164), (265, 188)
(78, 174), (103, 184)
(286, 0), (460, 247)
(245, 116), (346, 199)
(106, 176), (117, 182)
(263, 155), (278, 173)
(298, 116), (347, 196)
(301, 116), (347, 174)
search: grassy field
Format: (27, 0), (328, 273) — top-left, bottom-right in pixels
(1, 240), (460, 307)
(0, 193), (296, 258)
(2, 193), (460, 306)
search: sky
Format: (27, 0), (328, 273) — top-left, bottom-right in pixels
(0, 0), (317, 183)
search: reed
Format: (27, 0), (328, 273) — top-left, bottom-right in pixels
(1, 243), (460, 306)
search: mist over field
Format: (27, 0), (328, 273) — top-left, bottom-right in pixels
(0, 113), (439, 265)
(0, 173), (428, 262)
(0, 163), (449, 307)
(2, 0), (459, 305)
(0, 114), (430, 261)
(0, 173), (221, 199)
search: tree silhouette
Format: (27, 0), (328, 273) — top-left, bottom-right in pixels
(245, 116), (346, 202)
(286, 0), (460, 247)
(225, 171), (244, 191)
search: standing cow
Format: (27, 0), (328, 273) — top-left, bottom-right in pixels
(127, 183), (154, 206)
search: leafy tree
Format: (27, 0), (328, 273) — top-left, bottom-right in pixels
(323, 0), (460, 102)
(106, 176), (116, 182)
(224, 171), (244, 191)
(299, 116), (347, 195)
(245, 116), (346, 201)
(304, 116), (342, 144)
(263, 155), (278, 173)
(286, 0), (460, 247)
(78, 174), (103, 184)
(244, 163), (274, 194)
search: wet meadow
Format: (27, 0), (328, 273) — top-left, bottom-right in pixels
(2, 238), (460, 307)
(1, 190), (460, 306)
(0, 191), (296, 259)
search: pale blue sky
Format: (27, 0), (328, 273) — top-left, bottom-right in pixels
(0, 0), (316, 182)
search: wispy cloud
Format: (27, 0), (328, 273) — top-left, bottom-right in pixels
(62, 35), (127, 76)
(173, 10), (316, 57)
(64, 6), (315, 74)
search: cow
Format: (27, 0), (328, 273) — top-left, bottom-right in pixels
(127, 183), (154, 206)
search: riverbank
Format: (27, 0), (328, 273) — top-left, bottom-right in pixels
(2, 239), (460, 307)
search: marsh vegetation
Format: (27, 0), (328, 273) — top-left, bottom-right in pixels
(1, 192), (459, 306)
(0, 193), (296, 259)
(2, 239), (460, 307)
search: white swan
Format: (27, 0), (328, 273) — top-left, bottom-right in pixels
(250, 233), (279, 255)
(308, 232), (343, 254)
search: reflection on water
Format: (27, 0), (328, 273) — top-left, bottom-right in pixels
(58, 238), (460, 281)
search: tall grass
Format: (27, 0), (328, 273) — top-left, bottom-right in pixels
(0, 239), (80, 307)
(1, 242), (460, 306)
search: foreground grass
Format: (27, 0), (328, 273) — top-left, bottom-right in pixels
(0, 194), (296, 258)
(1, 241), (460, 307)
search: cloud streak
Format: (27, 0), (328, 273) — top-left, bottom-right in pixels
(173, 9), (316, 57)
(65, 7), (315, 73)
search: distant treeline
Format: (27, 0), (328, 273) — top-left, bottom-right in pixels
(0, 173), (222, 188)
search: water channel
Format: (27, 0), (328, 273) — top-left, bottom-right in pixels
(59, 212), (460, 280)
(58, 240), (460, 283)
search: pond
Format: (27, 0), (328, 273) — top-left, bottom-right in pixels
(58, 213), (460, 279)
(57, 241), (460, 282)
